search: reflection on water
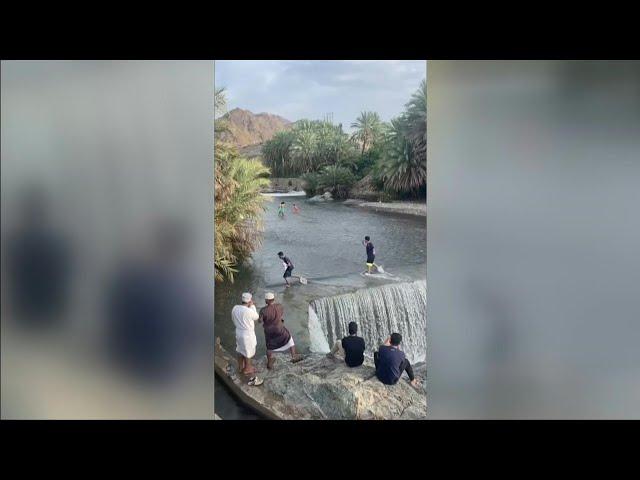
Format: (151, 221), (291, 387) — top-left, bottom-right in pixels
(214, 196), (426, 358)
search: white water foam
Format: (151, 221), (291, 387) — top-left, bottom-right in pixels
(309, 304), (331, 353)
(308, 280), (427, 364)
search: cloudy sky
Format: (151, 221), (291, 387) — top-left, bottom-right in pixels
(215, 60), (426, 132)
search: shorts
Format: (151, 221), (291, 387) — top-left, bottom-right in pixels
(283, 267), (293, 278)
(366, 256), (375, 266)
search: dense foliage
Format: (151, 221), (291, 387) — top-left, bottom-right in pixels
(261, 79), (426, 199)
(214, 88), (270, 282)
(262, 120), (359, 177)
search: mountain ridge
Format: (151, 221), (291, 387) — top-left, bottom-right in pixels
(217, 107), (292, 149)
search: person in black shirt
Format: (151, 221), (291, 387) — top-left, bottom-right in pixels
(374, 332), (419, 387)
(277, 251), (295, 287)
(327, 321), (365, 367)
(362, 236), (379, 274)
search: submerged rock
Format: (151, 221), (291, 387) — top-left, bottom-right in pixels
(215, 341), (427, 420)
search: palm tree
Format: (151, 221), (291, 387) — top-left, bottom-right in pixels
(403, 78), (427, 161)
(215, 142), (271, 282)
(375, 117), (426, 196)
(262, 131), (293, 177)
(351, 111), (382, 156)
(214, 88), (271, 282)
(292, 128), (317, 173)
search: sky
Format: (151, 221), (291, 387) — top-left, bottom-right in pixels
(215, 60), (426, 132)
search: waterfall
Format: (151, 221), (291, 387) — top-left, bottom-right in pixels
(308, 280), (427, 364)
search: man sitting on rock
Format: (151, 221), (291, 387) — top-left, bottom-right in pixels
(258, 292), (303, 369)
(327, 321), (365, 368)
(374, 333), (419, 388)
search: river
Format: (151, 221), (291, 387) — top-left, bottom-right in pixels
(214, 195), (426, 418)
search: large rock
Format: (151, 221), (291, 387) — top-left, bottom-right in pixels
(215, 340), (427, 420)
(308, 191), (334, 203)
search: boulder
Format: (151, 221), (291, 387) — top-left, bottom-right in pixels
(215, 341), (427, 420)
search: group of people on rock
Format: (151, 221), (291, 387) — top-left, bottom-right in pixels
(231, 291), (419, 389)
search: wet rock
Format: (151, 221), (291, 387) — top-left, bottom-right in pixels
(215, 341), (427, 420)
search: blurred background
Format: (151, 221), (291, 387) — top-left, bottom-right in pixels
(1, 61), (214, 419)
(427, 61), (640, 418)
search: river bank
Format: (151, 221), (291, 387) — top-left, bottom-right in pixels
(343, 199), (426, 217)
(215, 339), (427, 420)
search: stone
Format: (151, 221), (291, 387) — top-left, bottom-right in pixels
(215, 342), (427, 420)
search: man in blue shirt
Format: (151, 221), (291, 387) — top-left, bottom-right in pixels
(374, 333), (419, 387)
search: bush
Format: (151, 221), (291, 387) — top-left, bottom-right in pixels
(317, 165), (356, 200)
(301, 172), (321, 197)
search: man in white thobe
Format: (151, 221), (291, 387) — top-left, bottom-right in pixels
(232, 292), (260, 379)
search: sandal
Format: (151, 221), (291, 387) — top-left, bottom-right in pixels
(247, 376), (264, 386)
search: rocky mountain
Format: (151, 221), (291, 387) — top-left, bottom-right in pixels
(217, 108), (292, 149)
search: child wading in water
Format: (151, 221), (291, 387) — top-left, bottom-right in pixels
(292, 203), (300, 214)
(277, 201), (286, 218)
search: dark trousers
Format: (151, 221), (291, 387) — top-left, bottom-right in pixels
(374, 351), (415, 382)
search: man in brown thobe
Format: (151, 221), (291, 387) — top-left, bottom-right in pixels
(258, 292), (303, 369)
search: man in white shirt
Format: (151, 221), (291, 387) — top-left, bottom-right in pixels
(231, 292), (262, 385)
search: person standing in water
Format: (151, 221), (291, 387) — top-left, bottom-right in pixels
(277, 251), (294, 287)
(277, 201), (286, 218)
(363, 235), (378, 274)
(292, 203), (300, 214)
(258, 292), (303, 368)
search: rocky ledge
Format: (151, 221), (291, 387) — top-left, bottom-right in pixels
(344, 199), (426, 217)
(215, 339), (427, 420)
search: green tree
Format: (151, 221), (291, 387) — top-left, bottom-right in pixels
(317, 164), (356, 199)
(214, 93), (271, 282)
(351, 111), (383, 156)
(291, 128), (317, 173)
(374, 117), (426, 197)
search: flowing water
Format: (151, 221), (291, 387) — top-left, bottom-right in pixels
(214, 195), (426, 416)
(309, 280), (427, 364)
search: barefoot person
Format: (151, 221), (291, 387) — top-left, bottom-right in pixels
(292, 203), (300, 214)
(362, 235), (379, 274)
(374, 333), (419, 388)
(258, 292), (303, 369)
(277, 251), (295, 287)
(277, 201), (286, 218)
(327, 321), (365, 368)
(231, 292), (263, 386)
